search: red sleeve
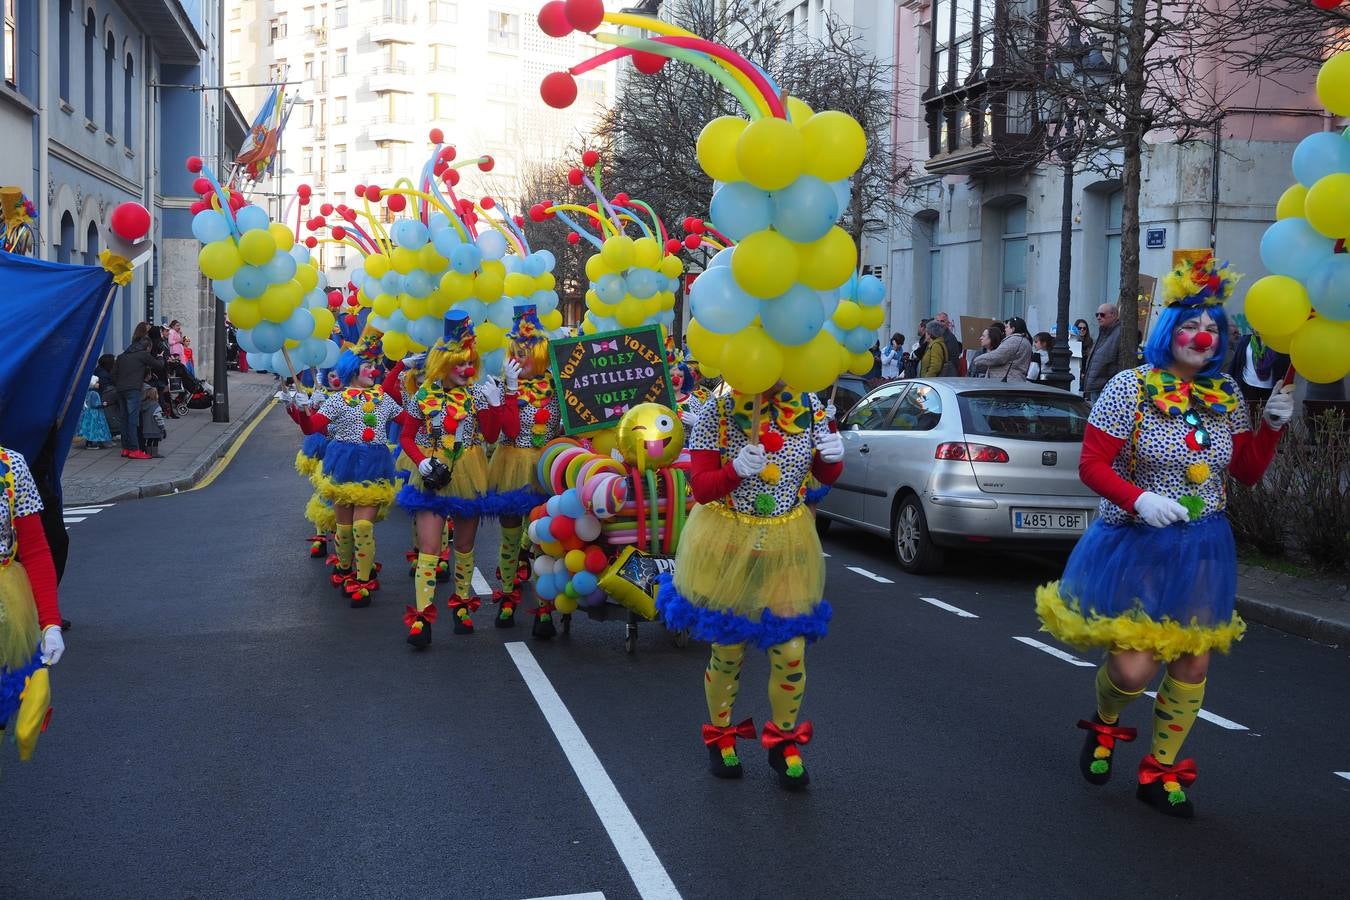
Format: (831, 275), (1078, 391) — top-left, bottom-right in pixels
(1229, 425), (1282, 486)
(382, 361), (406, 403)
(499, 397), (521, 440)
(397, 411), (426, 464)
(689, 448), (742, 504)
(14, 514), (60, 630)
(1079, 424), (1145, 513)
(479, 403), (504, 443)
(297, 412), (330, 435)
(811, 456), (844, 485)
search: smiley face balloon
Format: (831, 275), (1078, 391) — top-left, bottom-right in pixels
(615, 403), (684, 473)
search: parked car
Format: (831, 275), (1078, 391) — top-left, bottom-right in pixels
(829, 374), (902, 420)
(816, 378), (1097, 573)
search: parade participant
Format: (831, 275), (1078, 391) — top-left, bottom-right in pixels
(0, 447), (65, 762)
(386, 352), (452, 583)
(1036, 255), (1293, 818)
(669, 346), (710, 429)
(394, 311), (501, 647)
(486, 305), (560, 635)
(657, 386), (845, 790)
(291, 327), (401, 606)
(290, 368), (334, 559)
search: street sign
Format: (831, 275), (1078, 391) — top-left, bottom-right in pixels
(1146, 227), (1167, 249)
(548, 325), (674, 435)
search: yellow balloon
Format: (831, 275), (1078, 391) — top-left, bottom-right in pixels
(539, 272), (557, 291)
(801, 111), (867, 181)
(481, 260), (506, 280)
(633, 237), (663, 270)
(1244, 275), (1311, 337)
(731, 230), (800, 298)
(365, 254), (391, 279)
(310, 307), (335, 338)
(390, 247), (418, 274)
(589, 426), (618, 456)
(541, 309), (563, 330)
(269, 222), (295, 251)
(226, 298), (262, 329)
(686, 318), (729, 369)
(859, 304), (885, 331)
(259, 285), (293, 323)
(585, 253), (608, 282)
(373, 293), (399, 318)
(696, 116), (747, 182)
(1316, 51), (1350, 117)
(564, 549), (587, 573)
(555, 595), (579, 615)
(473, 272), (504, 301)
(1304, 173), (1350, 238)
(779, 330), (839, 393)
(357, 288), (375, 308)
(427, 293), (452, 317)
(198, 240), (243, 280)
(382, 332), (409, 362)
(797, 227), (858, 291)
(848, 350), (874, 376)
(419, 244), (448, 273)
(660, 255), (684, 278)
(401, 295), (429, 320)
(503, 273), (531, 296)
(477, 320), (505, 352)
(1262, 327), (1296, 353)
(615, 297), (645, 328)
(718, 326), (783, 394)
(581, 318), (598, 335)
(601, 235), (636, 271)
(832, 300), (862, 330)
(785, 96), (814, 127)
(1276, 184), (1309, 221)
(540, 541), (564, 557)
(238, 229), (275, 266)
(283, 338), (300, 349)
(1290, 316), (1350, 383)
(440, 271), (474, 302)
(294, 262), (319, 292)
(735, 117), (806, 192)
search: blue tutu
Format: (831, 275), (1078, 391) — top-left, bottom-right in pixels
(804, 483), (831, 505)
(0, 647), (42, 727)
(300, 432), (328, 461)
(485, 486), (549, 518)
(396, 484), (490, 519)
(656, 573), (833, 651)
(321, 441), (395, 485)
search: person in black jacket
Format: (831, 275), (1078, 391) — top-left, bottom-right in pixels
(1227, 326), (1290, 412)
(113, 323), (163, 460)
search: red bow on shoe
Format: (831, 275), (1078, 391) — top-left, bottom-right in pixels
(403, 604), (439, 627)
(1138, 754), (1198, 786)
(702, 718), (757, 747)
(760, 721), (813, 750)
(1077, 719), (1137, 749)
(447, 596), (481, 613)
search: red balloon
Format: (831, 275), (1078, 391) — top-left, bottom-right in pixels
(327, 290), (344, 307)
(564, 0), (605, 32)
(567, 233), (581, 245)
(344, 314), (359, 326)
(613, 192), (630, 206)
(632, 51), (667, 75)
(538, 1), (572, 37)
(683, 234), (701, 250)
(549, 515), (576, 541)
(189, 201), (207, 215)
(445, 168), (461, 187)
(304, 236), (318, 249)
(185, 156), (203, 173)
(567, 167), (584, 186)
(332, 226), (347, 240)
(478, 156), (495, 172)
(681, 216), (697, 231)
(228, 193), (246, 211)
(109, 202), (151, 241)
(581, 149), (601, 167)
(480, 196), (496, 210)
(297, 183), (312, 196)
(440, 146), (457, 162)
(540, 71), (578, 109)
(459, 198), (476, 214)
(192, 177), (212, 196)
(354, 184), (367, 198)
(320, 203), (334, 216)
(665, 238), (682, 254)
(584, 547), (608, 574)
(386, 193), (407, 213)
(514, 215), (525, 227)
(433, 160), (448, 176)
(341, 208), (357, 222)
(529, 505), (547, 522)
(463, 211), (479, 228)
(529, 204), (547, 223)
(366, 185), (382, 202)
(429, 127), (445, 144)
(1313, 0), (1340, 8)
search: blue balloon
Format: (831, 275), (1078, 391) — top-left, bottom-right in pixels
(321, 340), (341, 368)
(1292, 132), (1350, 188)
(709, 182), (773, 241)
(415, 315), (444, 347)
(380, 271), (404, 295)
(1306, 255), (1350, 321)
(349, 267), (367, 290)
(212, 278), (238, 302)
(595, 273), (627, 304)
(450, 244), (482, 274)
(428, 212), (451, 233)
(232, 265), (268, 299)
(251, 321), (284, 354)
(546, 496), (562, 517)
(839, 271), (860, 302)
(817, 288), (840, 320)
(531, 289), (559, 315)
(560, 488), (586, 520)
(456, 298), (488, 323)
(487, 298), (513, 329)
(523, 254), (546, 278)
(708, 246), (734, 269)
(571, 571), (598, 596)
(264, 252), (298, 284)
(432, 228), (462, 258)
(536, 249), (556, 272)
(1259, 218), (1334, 280)
(192, 210), (231, 244)
(761, 284), (826, 346)
(283, 308), (315, 342)
(476, 230), (508, 261)
(771, 175), (838, 243)
(315, 270), (328, 291)
(857, 274), (885, 306)
(235, 205), (270, 233)
(844, 326), (875, 353)
(627, 268), (660, 299)
(390, 218), (429, 250)
(480, 347), (505, 378)
(387, 310), (410, 334)
(235, 328), (260, 354)
(404, 270), (435, 298)
(290, 245), (312, 265)
(304, 289), (328, 310)
(298, 337), (327, 367)
(831, 179), (852, 215)
(689, 267), (759, 335)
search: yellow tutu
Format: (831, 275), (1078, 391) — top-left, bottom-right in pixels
(0, 562), (40, 671)
(487, 444), (545, 494)
(294, 450), (320, 479)
(304, 492), (337, 534)
(314, 473), (397, 508)
(404, 444), (490, 499)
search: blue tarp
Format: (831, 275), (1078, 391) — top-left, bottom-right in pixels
(0, 251), (116, 492)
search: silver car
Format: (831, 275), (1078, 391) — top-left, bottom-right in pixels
(817, 378), (1098, 574)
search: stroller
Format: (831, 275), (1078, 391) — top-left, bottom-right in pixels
(225, 324), (242, 371)
(165, 358), (214, 415)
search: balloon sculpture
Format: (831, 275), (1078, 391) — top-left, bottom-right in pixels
(538, 3), (873, 395)
(1245, 49), (1350, 384)
(1, 186), (39, 256)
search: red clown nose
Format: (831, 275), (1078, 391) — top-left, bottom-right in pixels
(1191, 331), (1215, 352)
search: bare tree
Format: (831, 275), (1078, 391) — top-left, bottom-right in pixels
(1210, 0), (1350, 81)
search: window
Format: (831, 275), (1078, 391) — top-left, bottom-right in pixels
(428, 93), (452, 120)
(1104, 189), (1123, 310)
(384, 0), (410, 17)
(334, 144), (347, 171)
(430, 1), (458, 24)
(123, 54), (134, 149)
(304, 6), (315, 29)
(335, 49), (346, 76)
(57, 212), (75, 264)
(84, 222), (100, 268)
(333, 248), (346, 268)
(58, 0), (70, 98)
(270, 15), (287, 44)
(1001, 201), (1028, 318)
(104, 32), (115, 133)
(83, 10), (94, 116)
(334, 2), (348, 29)
(957, 391), (1089, 442)
(1, 0), (16, 88)
(334, 96), (347, 123)
(301, 101), (314, 127)
(488, 11), (520, 49)
(302, 146), (313, 174)
(843, 384), (908, 431)
(386, 91), (409, 122)
(888, 385), (943, 432)
(928, 247), (943, 319)
(430, 44), (454, 72)
(304, 56), (313, 80)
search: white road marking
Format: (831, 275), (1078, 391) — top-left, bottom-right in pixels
(1335, 772), (1350, 782)
(821, 552), (831, 558)
(472, 567), (492, 597)
(63, 516), (87, 523)
(1143, 691), (1248, 732)
(64, 505), (112, 513)
(919, 596), (979, 618)
(1013, 636), (1096, 667)
(846, 566), (893, 584)
(523, 894), (606, 900)
(506, 643), (681, 900)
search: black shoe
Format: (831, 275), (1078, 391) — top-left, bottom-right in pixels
(707, 741), (744, 779)
(1078, 716), (1136, 786)
(405, 609), (432, 650)
(436, 558), (451, 583)
(532, 609), (557, 640)
(494, 589), (520, 628)
(767, 742), (810, 791)
(1136, 755), (1196, 819)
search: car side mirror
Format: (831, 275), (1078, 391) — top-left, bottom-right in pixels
(850, 423), (861, 433)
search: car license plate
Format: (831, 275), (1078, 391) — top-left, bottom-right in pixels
(1013, 509), (1088, 532)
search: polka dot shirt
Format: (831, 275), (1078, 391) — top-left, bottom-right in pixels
(500, 386), (560, 450)
(689, 392), (831, 517)
(0, 448), (43, 563)
(1090, 365), (1250, 525)
(403, 382), (491, 450)
(317, 388), (403, 445)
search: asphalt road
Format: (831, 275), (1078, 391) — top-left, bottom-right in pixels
(4, 406), (1349, 899)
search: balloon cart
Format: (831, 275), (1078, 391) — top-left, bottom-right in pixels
(526, 406), (695, 654)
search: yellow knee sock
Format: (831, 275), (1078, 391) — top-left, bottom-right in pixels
(454, 549), (475, 599)
(414, 552), (438, 612)
(1096, 664), (1144, 725)
(334, 524), (354, 569)
(498, 524), (523, 587)
(768, 637), (807, 729)
(353, 520), (375, 580)
(704, 643), (745, 727)
(1150, 673), (1205, 764)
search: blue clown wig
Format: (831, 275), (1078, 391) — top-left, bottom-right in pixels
(333, 349), (364, 386)
(673, 360), (694, 391)
(1143, 303), (1229, 379)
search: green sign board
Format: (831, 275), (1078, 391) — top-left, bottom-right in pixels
(548, 325), (674, 435)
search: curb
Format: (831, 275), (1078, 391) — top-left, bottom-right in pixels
(1236, 592), (1350, 648)
(74, 391), (276, 504)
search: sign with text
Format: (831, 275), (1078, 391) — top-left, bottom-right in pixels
(548, 325), (675, 435)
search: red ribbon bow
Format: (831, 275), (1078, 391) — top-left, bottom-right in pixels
(403, 604), (438, 627)
(1076, 719), (1137, 749)
(1137, 754), (1198, 787)
(760, 721), (814, 750)
(447, 596), (481, 613)
(702, 718), (757, 747)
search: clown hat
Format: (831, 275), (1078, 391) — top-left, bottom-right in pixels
(443, 309), (475, 346)
(508, 304), (545, 343)
(352, 323), (385, 361)
(1163, 252), (1240, 310)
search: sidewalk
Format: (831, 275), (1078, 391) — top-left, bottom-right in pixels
(1236, 563), (1350, 648)
(62, 371), (279, 505)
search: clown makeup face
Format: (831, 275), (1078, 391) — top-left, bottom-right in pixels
(511, 345), (537, 378)
(1172, 311), (1220, 372)
(446, 361), (477, 386)
(355, 362), (381, 387)
(671, 366), (685, 394)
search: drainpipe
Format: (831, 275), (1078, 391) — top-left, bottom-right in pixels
(1209, 120), (1220, 251)
(37, 0), (49, 259)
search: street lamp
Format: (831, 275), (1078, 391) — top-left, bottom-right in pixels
(1041, 27), (1114, 391)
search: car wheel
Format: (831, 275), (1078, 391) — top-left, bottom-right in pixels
(892, 494), (944, 574)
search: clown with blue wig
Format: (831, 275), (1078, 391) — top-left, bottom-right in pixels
(1036, 253), (1295, 819)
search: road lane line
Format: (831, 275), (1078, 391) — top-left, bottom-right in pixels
(1013, 636), (1096, 667)
(821, 552), (830, 558)
(506, 643), (681, 900)
(63, 516), (87, 523)
(523, 894), (606, 900)
(472, 568), (492, 597)
(846, 566), (893, 584)
(182, 399), (277, 493)
(63, 506), (111, 514)
(1142, 692), (1248, 731)
(919, 596), (979, 618)
(1335, 772), (1350, 782)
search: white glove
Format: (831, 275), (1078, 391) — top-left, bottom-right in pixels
(41, 625), (65, 666)
(817, 432), (844, 463)
(1262, 384), (1295, 429)
(679, 410), (698, 427)
(503, 359), (522, 393)
(417, 458), (436, 477)
(825, 403), (837, 420)
(1133, 491), (1190, 528)
(480, 379), (503, 408)
(293, 393), (311, 409)
(274, 390), (289, 404)
(732, 443), (767, 479)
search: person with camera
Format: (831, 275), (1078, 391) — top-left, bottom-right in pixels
(393, 312), (499, 649)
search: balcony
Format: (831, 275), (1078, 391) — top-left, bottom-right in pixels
(368, 64), (418, 94)
(368, 116), (418, 144)
(369, 14), (418, 44)
(307, 25), (327, 46)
